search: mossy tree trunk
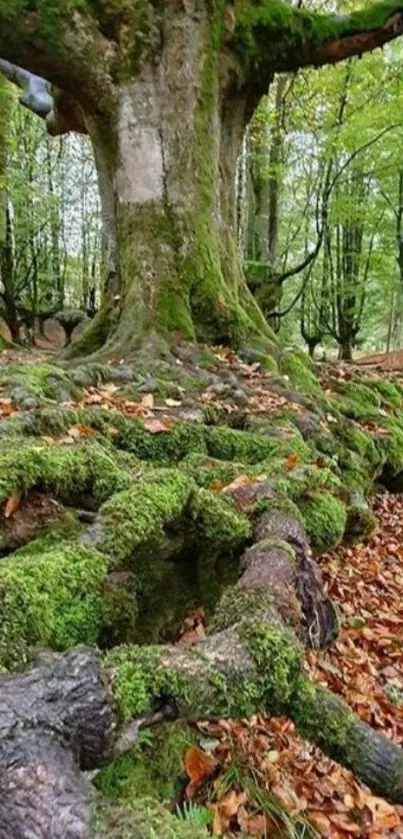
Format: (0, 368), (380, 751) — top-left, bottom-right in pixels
(1, 1), (403, 354)
(81, 11), (272, 356)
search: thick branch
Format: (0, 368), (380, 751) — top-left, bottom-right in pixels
(283, 2), (403, 71)
(0, 3), (114, 111)
(0, 59), (52, 118)
(236, 1), (403, 82)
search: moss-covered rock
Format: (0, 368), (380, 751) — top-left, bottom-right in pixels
(345, 492), (376, 543)
(0, 438), (133, 507)
(0, 362), (80, 405)
(0, 541), (108, 669)
(297, 491), (347, 556)
(279, 350), (321, 396)
(84, 470), (195, 565)
(191, 488), (251, 546)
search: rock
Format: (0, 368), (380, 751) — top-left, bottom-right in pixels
(205, 381), (230, 397)
(138, 377), (158, 393)
(71, 369), (92, 388)
(108, 366), (134, 382)
(10, 386), (29, 406)
(20, 396), (40, 411)
(221, 371), (239, 387)
(232, 388), (249, 406)
(178, 408), (205, 424)
(45, 377), (72, 402)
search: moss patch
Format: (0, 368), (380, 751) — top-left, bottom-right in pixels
(297, 491), (347, 556)
(0, 541), (107, 669)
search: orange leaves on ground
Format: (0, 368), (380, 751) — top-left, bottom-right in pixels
(0, 397), (17, 417)
(192, 492), (403, 839)
(184, 746), (217, 798)
(210, 790), (247, 836)
(4, 491), (21, 518)
(285, 453), (299, 471)
(176, 608), (206, 646)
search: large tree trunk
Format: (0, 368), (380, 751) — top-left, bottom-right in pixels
(71, 9), (273, 358)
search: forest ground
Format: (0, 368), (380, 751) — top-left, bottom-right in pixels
(1, 338), (403, 839)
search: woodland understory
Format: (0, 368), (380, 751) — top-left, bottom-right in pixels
(0, 337), (403, 838)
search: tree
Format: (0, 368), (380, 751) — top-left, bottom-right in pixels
(1, 1), (403, 356)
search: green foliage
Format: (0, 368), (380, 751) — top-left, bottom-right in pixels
(94, 723), (197, 805)
(95, 797), (210, 839)
(241, 622), (303, 714)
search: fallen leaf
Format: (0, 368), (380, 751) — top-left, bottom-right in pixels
(184, 746), (217, 798)
(4, 491), (21, 518)
(143, 418), (171, 434)
(141, 393), (154, 408)
(165, 398), (182, 407)
(285, 453), (299, 471)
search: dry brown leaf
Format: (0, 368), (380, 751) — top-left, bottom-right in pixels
(4, 491), (21, 519)
(285, 453), (299, 471)
(143, 418), (171, 434)
(237, 807), (274, 837)
(184, 746), (217, 798)
(141, 393), (154, 409)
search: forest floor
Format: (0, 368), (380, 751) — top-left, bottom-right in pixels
(1, 341), (403, 839)
(191, 491), (403, 839)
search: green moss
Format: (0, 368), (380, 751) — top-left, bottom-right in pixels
(234, 0), (401, 74)
(241, 622), (303, 714)
(293, 682), (356, 762)
(210, 584), (275, 633)
(377, 421), (403, 477)
(92, 470), (195, 564)
(276, 465), (341, 500)
(104, 640), (262, 723)
(115, 418), (207, 463)
(370, 379), (402, 407)
(191, 488), (251, 546)
(180, 452), (245, 488)
(297, 491), (347, 555)
(255, 493), (304, 524)
(94, 723), (196, 805)
(338, 423), (380, 470)
(0, 438), (133, 505)
(279, 350), (321, 395)
(345, 494), (376, 543)
(0, 362), (80, 403)
(95, 796), (209, 839)
(65, 303), (111, 358)
(206, 424), (305, 464)
(0, 542), (107, 669)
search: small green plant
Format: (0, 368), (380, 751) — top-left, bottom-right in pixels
(385, 681), (403, 707)
(175, 801), (213, 828)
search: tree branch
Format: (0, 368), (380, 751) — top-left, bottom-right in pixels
(283, 2), (403, 71)
(0, 2), (114, 111)
(236, 1), (403, 81)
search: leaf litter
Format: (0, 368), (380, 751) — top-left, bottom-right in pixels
(179, 492), (403, 838)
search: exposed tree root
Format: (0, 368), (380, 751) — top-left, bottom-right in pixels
(0, 349), (403, 833)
